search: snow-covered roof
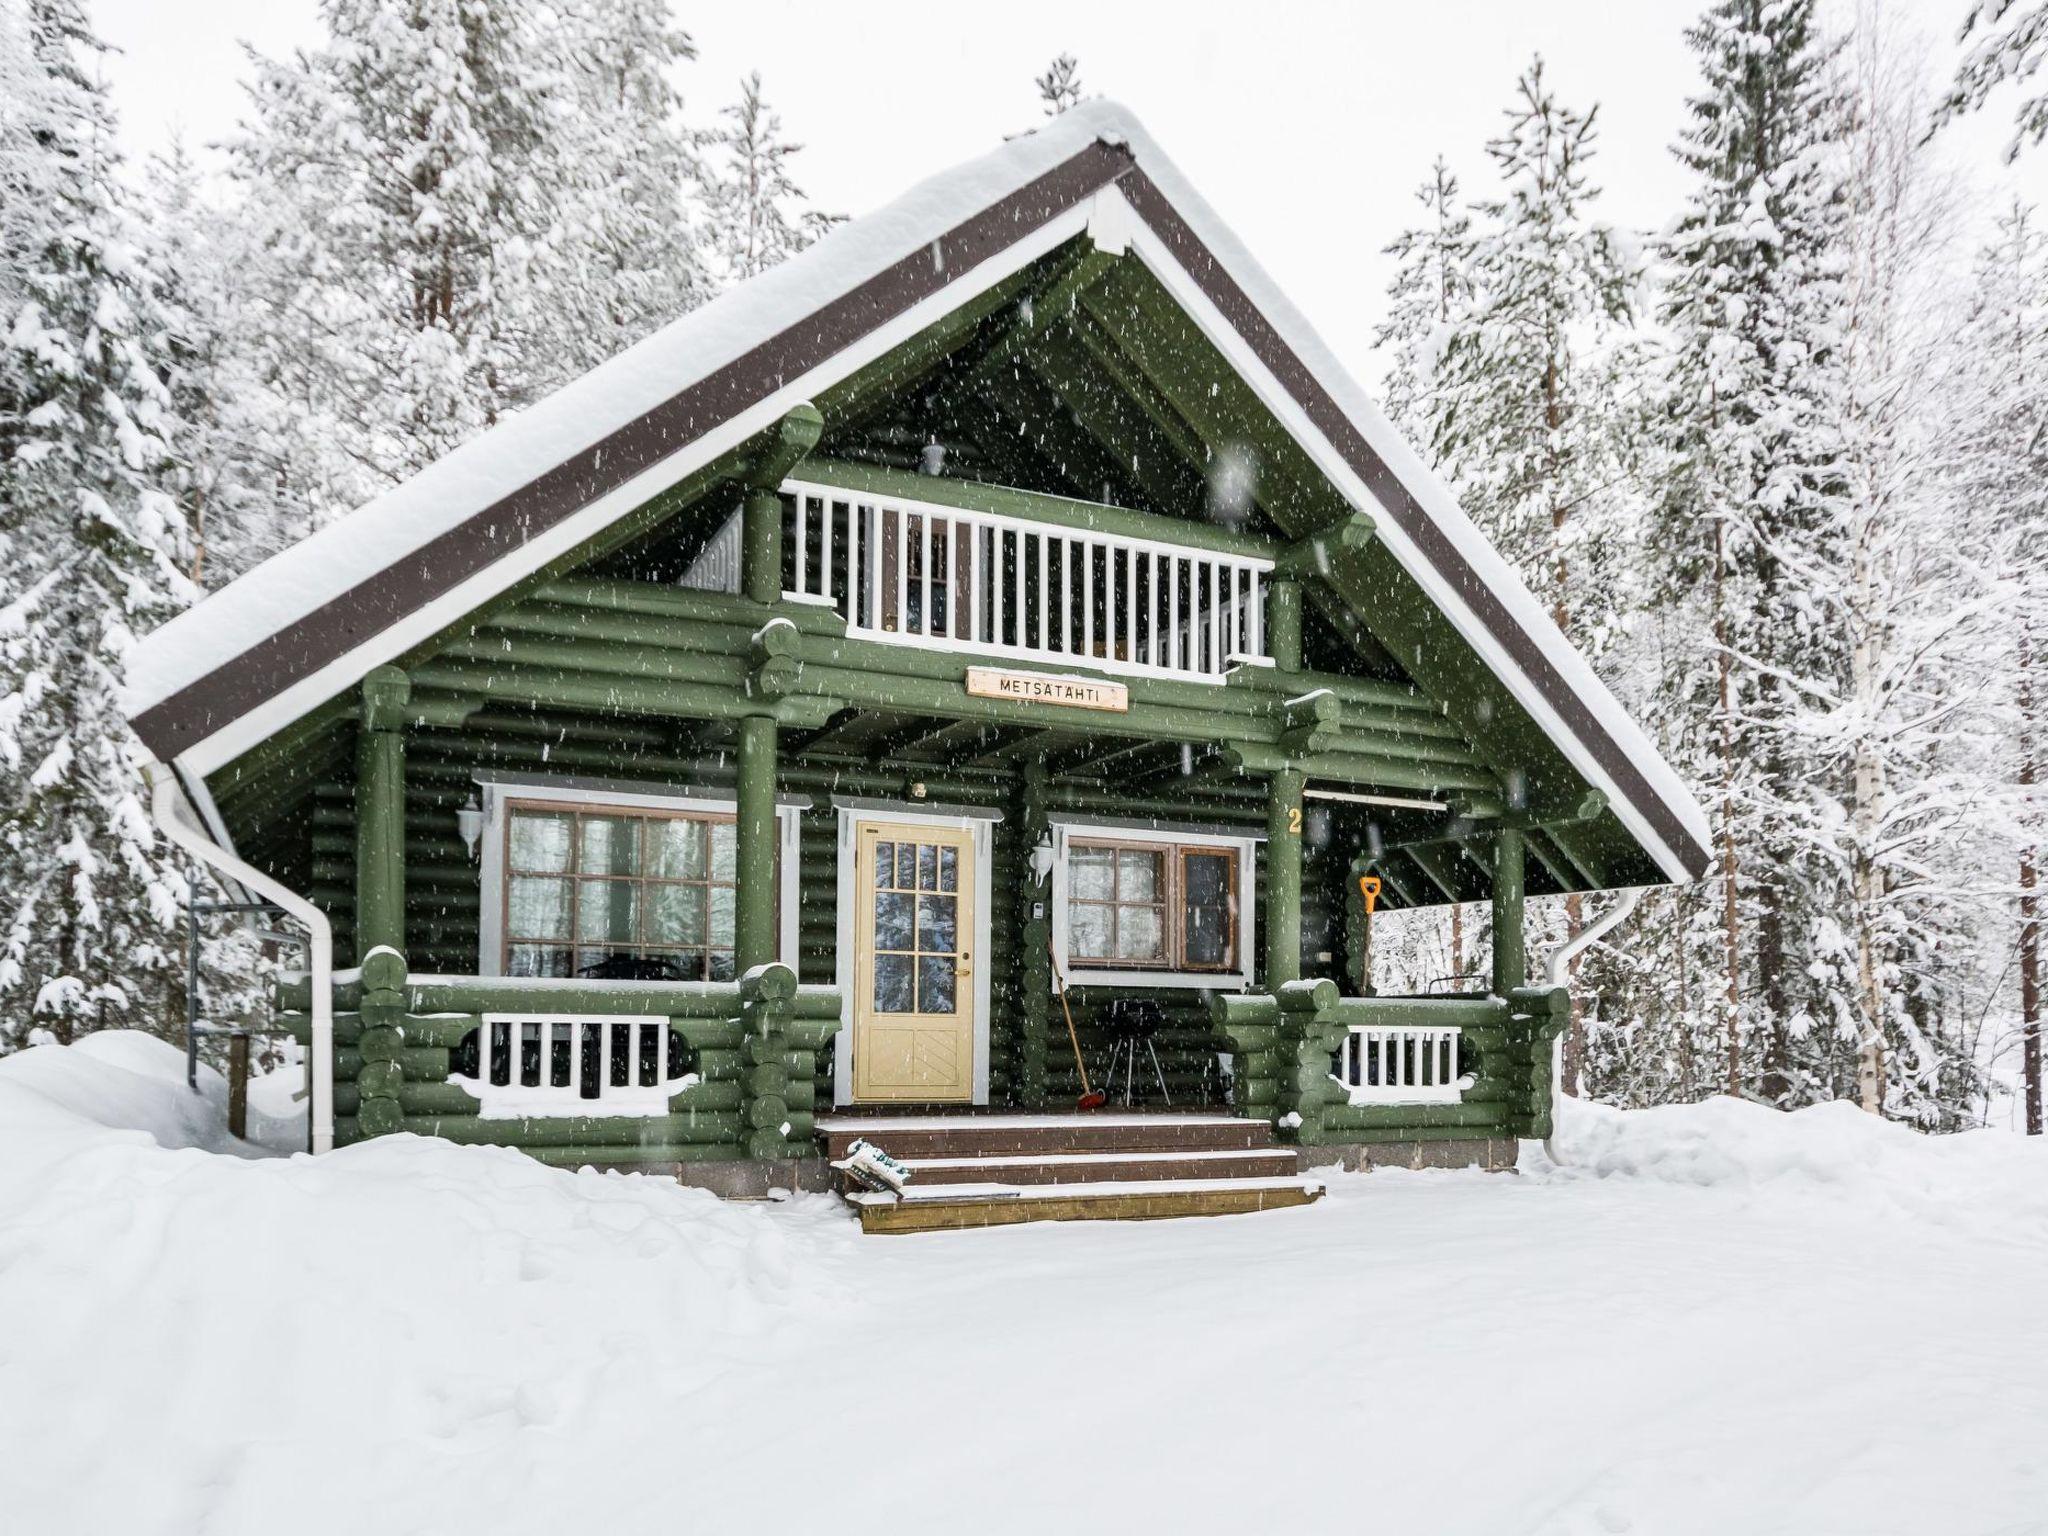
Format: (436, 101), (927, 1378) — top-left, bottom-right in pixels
(123, 100), (1710, 882)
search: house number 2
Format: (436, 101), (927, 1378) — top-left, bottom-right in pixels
(1287, 807), (1302, 835)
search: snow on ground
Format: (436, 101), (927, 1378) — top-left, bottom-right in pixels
(2, 1036), (2043, 1536)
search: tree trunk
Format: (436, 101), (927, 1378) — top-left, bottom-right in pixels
(2022, 613), (2041, 1135)
(1715, 517), (1743, 1098)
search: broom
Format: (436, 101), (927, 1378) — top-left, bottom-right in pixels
(1046, 937), (1107, 1110)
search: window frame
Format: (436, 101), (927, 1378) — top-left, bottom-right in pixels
(478, 779), (800, 980)
(1051, 819), (1256, 990)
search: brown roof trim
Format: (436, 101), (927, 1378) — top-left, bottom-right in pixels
(1112, 170), (1710, 879)
(130, 140), (1134, 762)
(134, 129), (1705, 879)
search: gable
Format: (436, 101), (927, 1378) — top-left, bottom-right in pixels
(125, 101), (1709, 888)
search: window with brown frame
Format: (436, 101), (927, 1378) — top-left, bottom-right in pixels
(500, 802), (777, 982)
(1066, 837), (1240, 974)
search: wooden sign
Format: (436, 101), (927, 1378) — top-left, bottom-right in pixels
(965, 667), (1130, 712)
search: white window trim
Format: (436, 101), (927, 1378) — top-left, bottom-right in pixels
(833, 804), (997, 1108)
(477, 780), (801, 979)
(1049, 819), (1255, 991)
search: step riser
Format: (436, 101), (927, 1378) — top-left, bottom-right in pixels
(903, 1154), (1299, 1186)
(824, 1124), (1274, 1160)
(857, 1185), (1322, 1234)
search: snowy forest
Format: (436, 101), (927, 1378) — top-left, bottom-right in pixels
(3, 0), (2047, 1137)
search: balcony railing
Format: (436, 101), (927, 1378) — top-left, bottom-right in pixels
(453, 1012), (696, 1119)
(782, 478), (1272, 683)
(1333, 1024), (1468, 1106)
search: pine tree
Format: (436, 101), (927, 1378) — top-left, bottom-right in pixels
(549, 0), (710, 375)
(1036, 53), (1086, 116)
(1937, 1), (2048, 159)
(1656, 0), (1854, 1107)
(697, 71), (835, 287)
(1374, 158), (1472, 445)
(0, 0), (197, 1046)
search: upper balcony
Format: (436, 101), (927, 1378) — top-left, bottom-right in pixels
(685, 463), (1278, 684)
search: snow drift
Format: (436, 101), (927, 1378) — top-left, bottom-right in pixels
(2, 1035), (2042, 1536)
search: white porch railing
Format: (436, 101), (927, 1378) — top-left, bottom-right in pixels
(781, 479), (1273, 683)
(1333, 1025), (1467, 1106)
(453, 1013), (697, 1119)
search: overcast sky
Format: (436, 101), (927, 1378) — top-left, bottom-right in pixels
(89, 0), (2048, 384)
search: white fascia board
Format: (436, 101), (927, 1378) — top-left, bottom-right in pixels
(1094, 180), (1707, 882)
(173, 201), (1094, 780)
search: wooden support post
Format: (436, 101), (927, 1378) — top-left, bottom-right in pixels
(354, 666), (410, 960)
(1492, 826), (1526, 997)
(1265, 766), (1306, 989)
(735, 712), (778, 973)
(741, 404), (823, 605)
(227, 1032), (250, 1140)
(1018, 757), (1053, 1107)
(1269, 578), (1303, 673)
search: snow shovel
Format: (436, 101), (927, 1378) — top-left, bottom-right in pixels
(1046, 937), (1107, 1109)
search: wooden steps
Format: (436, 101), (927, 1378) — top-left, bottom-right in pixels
(816, 1112), (1324, 1234)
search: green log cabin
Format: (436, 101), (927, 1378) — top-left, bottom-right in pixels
(126, 102), (1709, 1230)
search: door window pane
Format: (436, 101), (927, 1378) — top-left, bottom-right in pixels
(873, 953), (914, 1012)
(918, 894), (957, 954)
(917, 955), (957, 1014)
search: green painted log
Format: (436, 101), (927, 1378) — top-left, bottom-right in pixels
(1493, 827), (1527, 995)
(734, 716), (779, 971)
(1320, 1101), (1513, 1133)
(335, 1047), (449, 1078)
(401, 1113), (742, 1147)
(522, 1143), (746, 1167)
(671, 1080), (743, 1112)
(1317, 996), (1510, 1029)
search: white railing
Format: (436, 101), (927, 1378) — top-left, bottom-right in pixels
(782, 479), (1273, 683)
(1333, 1025), (1468, 1106)
(453, 1014), (697, 1119)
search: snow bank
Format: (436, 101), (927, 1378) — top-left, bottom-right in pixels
(5, 1039), (2045, 1536)
(1536, 1091), (2048, 1229)
(0, 1036), (854, 1536)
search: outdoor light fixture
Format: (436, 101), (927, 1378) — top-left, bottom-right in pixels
(455, 795), (484, 860)
(1030, 834), (1056, 883)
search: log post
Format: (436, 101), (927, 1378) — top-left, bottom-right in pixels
(1269, 577), (1303, 672)
(1264, 765), (1306, 989)
(734, 712), (779, 973)
(740, 403), (823, 605)
(1492, 826), (1526, 997)
(354, 666), (410, 960)
(1018, 757), (1053, 1107)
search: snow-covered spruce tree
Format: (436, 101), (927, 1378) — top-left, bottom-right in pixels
(697, 71), (836, 288)
(1936, 1), (2048, 158)
(0, 0), (196, 1047)
(1655, 0), (1855, 1108)
(1036, 53), (1087, 117)
(1375, 158), (1473, 447)
(141, 139), (299, 587)
(230, 0), (716, 520)
(1414, 58), (1648, 1092)
(546, 0), (711, 377)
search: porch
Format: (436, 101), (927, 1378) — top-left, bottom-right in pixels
(252, 435), (1584, 1169)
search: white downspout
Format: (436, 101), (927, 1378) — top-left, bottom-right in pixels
(1540, 885), (1646, 1167)
(149, 763), (334, 1154)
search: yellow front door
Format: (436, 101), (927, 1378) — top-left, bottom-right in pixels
(852, 822), (975, 1102)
